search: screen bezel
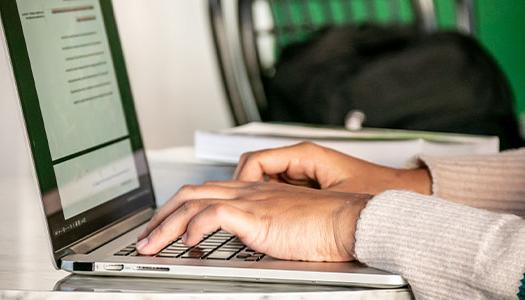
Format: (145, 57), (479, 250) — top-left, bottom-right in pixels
(0, 0), (156, 260)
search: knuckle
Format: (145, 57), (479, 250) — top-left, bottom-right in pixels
(187, 218), (204, 233)
(155, 222), (168, 236)
(245, 151), (264, 164)
(181, 200), (200, 213)
(215, 205), (228, 218)
(149, 213), (160, 224)
(240, 152), (253, 161)
(299, 141), (324, 154)
(211, 204), (230, 218)
(179, 184), (197, 193)
(298, 141), (315, 149)
(148, 213), (163, 227)
(177, 184), (200, 198)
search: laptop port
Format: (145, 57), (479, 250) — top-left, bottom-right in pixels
(134, 266), (170, 272)
(103, 264), (124, 271)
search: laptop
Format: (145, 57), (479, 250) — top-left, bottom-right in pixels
(0, 0), (406, 288)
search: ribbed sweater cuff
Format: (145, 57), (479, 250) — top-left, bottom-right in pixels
(419, 148), (525, 217)
(355, 190), (525, 300)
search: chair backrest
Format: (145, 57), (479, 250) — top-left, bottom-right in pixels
(210, 0), (263, 124)
(209, 0), (476, 125)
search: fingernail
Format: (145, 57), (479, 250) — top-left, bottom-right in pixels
(136, 238), (149, 250)
(181, 233), (188, 243)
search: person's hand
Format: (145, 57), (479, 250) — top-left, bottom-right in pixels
(234, 142), (432, 195)
(137, 181), (370, 261)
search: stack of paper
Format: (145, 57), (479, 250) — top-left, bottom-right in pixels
(195, 122), (500, 168)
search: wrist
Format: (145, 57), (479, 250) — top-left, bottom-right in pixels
(404, 168), (432, 195)
(336, 196), (370, 261)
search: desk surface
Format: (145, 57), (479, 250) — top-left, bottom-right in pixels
(0, 152), (412, 299)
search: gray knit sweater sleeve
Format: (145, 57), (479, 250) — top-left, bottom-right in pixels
(420, 148), (525, 217)
(355, 191), (525, 300)
(354, 149), (525, 299)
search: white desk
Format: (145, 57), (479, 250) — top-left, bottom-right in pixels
(0, 150), (412, 299)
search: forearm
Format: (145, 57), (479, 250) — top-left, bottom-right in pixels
(420, 148), (525, 217)
(355, 190), (525, 300)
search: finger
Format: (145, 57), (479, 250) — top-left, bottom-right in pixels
(202, 180), (253, 188)
(233, 152), (251, 179)
(138, 184), (241, 240)
(235, 143), (318, 182)
(137, 199), (252, 255)
(268, 174), (284, 183)
(137, 199), (205, 255)
(184, 204), (259, 249)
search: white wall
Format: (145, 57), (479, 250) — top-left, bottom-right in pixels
(112, 0), (233, 149)
(0, 0), (233, 177)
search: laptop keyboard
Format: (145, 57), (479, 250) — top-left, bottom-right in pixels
(114, 230), (265, 262)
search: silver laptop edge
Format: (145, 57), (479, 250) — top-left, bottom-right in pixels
(0, 14), (61, 270)
(61, 223), (406, 288)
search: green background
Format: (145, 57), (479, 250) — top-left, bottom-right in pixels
(433, 0), (525, 118)
(271, 0), (525, 119)
(476, 0), (525, 118)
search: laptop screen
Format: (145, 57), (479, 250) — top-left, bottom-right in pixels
(0, 0), (155, 254)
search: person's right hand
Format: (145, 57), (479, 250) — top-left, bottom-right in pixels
(137, 181), (370, 261)
(234, 142), (432, 195)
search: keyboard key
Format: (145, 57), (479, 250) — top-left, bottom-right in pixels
(166, 247), (189, 252)
(214, 232), (231, 235)
(199, 240), (224, 246)
(214, 233), (233, 238)
(181, 248), (208, 259)
(220, 246), (243, 251)
(196, 244), (219, 250)
(236, 253), (251, 259)
(192, 246), (210, 252)
(166, 245), (188, 249)
(157, 253), (179, 258)
(206, 238), (229, 243)
(161, 250), (185, 255)
(226, 241), (243, 245)
(245, 256), (260, 261)
(206, 251), (236, 260)
(214, 234), (231, 238)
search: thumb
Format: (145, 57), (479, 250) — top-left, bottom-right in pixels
(234, 143), (319, 183)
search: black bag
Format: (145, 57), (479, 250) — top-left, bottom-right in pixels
(265, 24), (523, 150)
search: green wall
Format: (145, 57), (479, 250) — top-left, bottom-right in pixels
(433, 0), (525, 117)
(476, 0), (525, 117)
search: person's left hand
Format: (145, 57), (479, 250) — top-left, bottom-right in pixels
(136, 181), (370, 262)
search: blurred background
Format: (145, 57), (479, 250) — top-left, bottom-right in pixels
(1, 0), (524, 176)
(210, 0), (525, 150)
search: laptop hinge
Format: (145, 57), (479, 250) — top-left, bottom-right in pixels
(65, 208), (154, 256)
